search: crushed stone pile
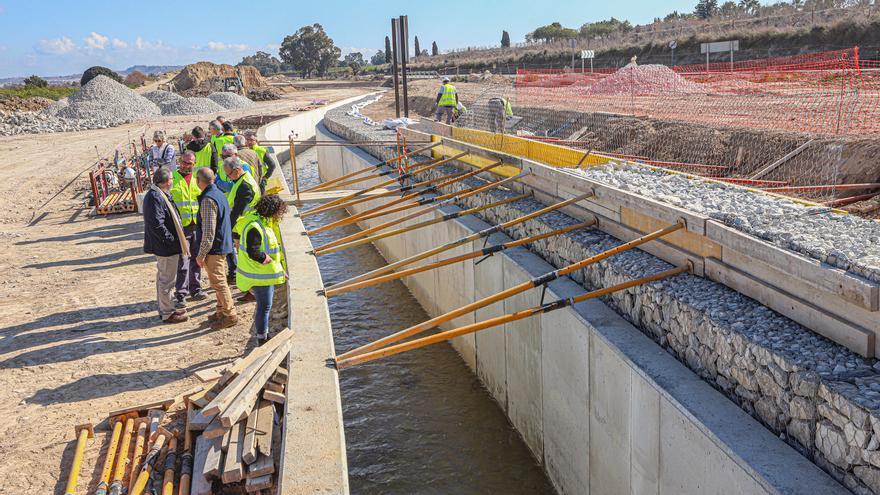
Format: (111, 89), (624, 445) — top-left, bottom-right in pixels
(583, 64), (704, 96)
(208, 92), (255, 110)
(143, 90), (184, 106)
(0, 111), (117, 135)
(575, 162), (880, 282)
(159, 96), (225, 116)
(54, 75), (160, 122)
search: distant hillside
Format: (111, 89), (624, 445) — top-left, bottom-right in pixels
(119, 65), (183, 76)
(408, 5), (880, 73)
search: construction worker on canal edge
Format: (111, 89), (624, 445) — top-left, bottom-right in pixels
(487, 96), (513, 134)
(435, 76), (458, 125)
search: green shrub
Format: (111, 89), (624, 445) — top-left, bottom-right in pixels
(24, 75), (48, 88)
(81, 66), (122, 86)
(0, 86), (77, 101)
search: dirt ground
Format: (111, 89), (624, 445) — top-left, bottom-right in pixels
(0, 86), (368, 494)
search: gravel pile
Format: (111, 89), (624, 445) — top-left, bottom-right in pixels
(584, 64), (704, 95)
(208, 92), (254, 110)
(143, 90), (184, 106)
(0, 111), (117, 135)
(54, 75), (160, 122)
(159, 96), (225, 116)
(575, 162), (880, 282)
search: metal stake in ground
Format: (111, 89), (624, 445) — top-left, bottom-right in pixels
(336, 265), (689, 368)
(335, 220), (685, 361)
(325, 220), (595, 298)
(324, 192), (595, 292)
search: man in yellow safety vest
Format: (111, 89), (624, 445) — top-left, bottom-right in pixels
(435, 77), (458, 125)
(170, 151), (206, 307)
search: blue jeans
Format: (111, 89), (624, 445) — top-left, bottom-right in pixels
(252, 284), (275, 338)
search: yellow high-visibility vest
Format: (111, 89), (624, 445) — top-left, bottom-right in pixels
(170, 170), (201, 227)
(438, 83), (457, 107)
(235, 213), (285, 292)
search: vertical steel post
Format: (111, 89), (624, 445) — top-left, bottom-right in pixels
(391, 18), (401, 118)
(400, 15), (410, 118)
(289, 137), (300, 202)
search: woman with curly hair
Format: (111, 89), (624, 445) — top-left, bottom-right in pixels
(235, 194), (288, 344)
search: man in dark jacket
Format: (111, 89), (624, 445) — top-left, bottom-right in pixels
(143, 168), (189, 324)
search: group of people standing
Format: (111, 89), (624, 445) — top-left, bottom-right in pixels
(142, 117), (286, 345)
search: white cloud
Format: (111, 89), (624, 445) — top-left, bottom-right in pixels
(134, 37), (170, 51)
(111, 38), (128, 49)
(36, 37), (75, 55)
(205, 41), (249, 52)
(342, 46), (379, 57)
(85, 32), (108, 50)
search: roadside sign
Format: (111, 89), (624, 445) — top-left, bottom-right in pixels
(700, 40), (739, 54)
(668, 40), (677, 50)
(580, 50), (595, 59)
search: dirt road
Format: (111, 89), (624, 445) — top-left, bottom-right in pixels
(0, 87), (368, 494)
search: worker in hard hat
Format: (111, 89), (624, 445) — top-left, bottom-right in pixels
(171, 151), (206, 309)
(435, 77), (458, 125)
(487, 96), (514, 134)
(234, 194), (288, 345)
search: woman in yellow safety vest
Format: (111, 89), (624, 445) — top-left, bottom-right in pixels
(235, 194), (288, 344)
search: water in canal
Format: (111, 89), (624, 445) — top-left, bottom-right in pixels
(287, 148), (556, 494)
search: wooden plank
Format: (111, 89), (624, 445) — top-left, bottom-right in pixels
(264, 381), (284, 393)
(255, 399), (275, 457)
(750, 139), (814, 180)
(620, 207), (721, 259)
(202, 352), (273, 417)
(297, 188), (392, 203)
(219, 341), (293, 428)
(247, 454), (275, 478)
(221, 421), (245, 483)
(269, 367), (288, 385)
(722, 247), (880, 352)
(242, 403), (260, 464)
(263, 390), (285, 404)
(707, 220), (879, 312)
(705, 257), (875, 357)
(191, 434), (223, 495)
(584, 178), (708, 234)
(107, 397), (175, 418)
(245, 474), (274, 493)
(189, 388), (218, 409)
(188, 407), (215, 432)
(220, 328), (294, 386)
(202, 418), (230, 440)
(194, 363), (233, 383)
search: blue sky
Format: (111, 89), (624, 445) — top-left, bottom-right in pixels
(0, 0), (714, 78)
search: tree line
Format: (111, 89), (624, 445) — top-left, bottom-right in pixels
(237, 23), (441, 78)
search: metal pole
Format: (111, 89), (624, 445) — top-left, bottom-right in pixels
(391, 18), (401, 118)
(289, 137), (300, 202)
(400, 15), (410, 118)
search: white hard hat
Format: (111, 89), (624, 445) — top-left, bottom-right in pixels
(442, 77), (450, 83)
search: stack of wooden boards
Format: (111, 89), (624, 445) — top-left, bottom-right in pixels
(96, 188), (137, 215)
(187, 329), (293, 494)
